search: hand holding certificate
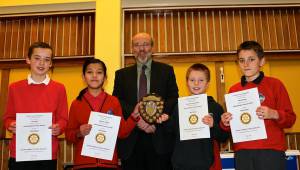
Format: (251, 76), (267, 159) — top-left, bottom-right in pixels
(16, 113), (52, 162)
(178, 94), (210, 141)
(225, 88), (267, 143)
(81, 111), (121, 160)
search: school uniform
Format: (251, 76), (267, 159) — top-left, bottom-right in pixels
(65, 91), (137, 169)
(220, 72), (296, 170)
(171, 96), (229, 170)
(3, 75), (68, 170)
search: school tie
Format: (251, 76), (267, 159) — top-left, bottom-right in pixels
(139, 65), (147, 101)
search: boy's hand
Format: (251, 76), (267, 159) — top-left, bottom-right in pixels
(156, 113), (169, 124)
(8, 121), (16, 134)
(202, 114), (214, 127)
(50, 124), (61, 136)
(221, 112), (232, 126)
(256, 106), (279, 120)
(79, 124), (92, 137)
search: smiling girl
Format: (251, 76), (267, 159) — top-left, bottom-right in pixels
(65, 58), (139, 170)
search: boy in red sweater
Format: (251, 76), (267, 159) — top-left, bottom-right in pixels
(221, 41), (296, 170)
(3, 42), (68, 170)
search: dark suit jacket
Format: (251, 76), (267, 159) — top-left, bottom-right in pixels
(113, 61), (179, 160)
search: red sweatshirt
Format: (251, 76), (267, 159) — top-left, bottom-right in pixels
(65, 91), (136, 169)
(3, 79), (68, 159)
(220, 73), (296, 151)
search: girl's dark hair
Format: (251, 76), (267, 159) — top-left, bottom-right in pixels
(237, 40), (264, 59)
(186, 63), (210, 82)
(76, 58), (107, 100)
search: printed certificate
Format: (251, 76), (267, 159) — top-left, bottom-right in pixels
(225, 88), (267, 143)
(178, 94), (210, 140)
(81, 111), (121, 160)
(16, 113), (52, 162)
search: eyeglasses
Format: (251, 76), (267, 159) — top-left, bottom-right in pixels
(133, 43), (151, 48)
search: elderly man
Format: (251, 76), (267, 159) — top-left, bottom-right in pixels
(113, 32), (179, 170)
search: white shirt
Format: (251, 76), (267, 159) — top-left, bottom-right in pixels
(27, 74), (50, 85)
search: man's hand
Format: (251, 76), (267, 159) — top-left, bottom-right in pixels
(156, 113), (169, 124)
(144, 124), (156, 133)
(137, 118), (156, 133)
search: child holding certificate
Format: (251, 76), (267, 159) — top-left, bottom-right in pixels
(170, 63), (229, 170)
(3, 42), (68, 170)
(65, 58), (168, 169)
(220, 41), (296, 170)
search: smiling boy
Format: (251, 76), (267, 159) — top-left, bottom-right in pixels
(3, 42), (68, 170)
(221, 41), (296, 170)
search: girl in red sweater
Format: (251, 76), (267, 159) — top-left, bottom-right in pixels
(65, 58), (141, 169)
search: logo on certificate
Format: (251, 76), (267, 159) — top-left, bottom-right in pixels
(28, 133), (40, 145)
(189, 114), (198, 125)
(96, 133), (106, 144)
(240, 112), (251, 124)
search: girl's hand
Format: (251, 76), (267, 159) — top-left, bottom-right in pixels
(79, 124), (92, 137)
(221, 112), (232, 127)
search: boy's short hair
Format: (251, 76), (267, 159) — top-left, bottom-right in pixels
(237, 41), (264, 59)
(28, 42), (53, 59)
(186, 63), (210, 82)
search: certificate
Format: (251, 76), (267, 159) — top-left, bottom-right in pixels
(81, 111), (121, 160)
(16, 113), (52, 162)
(178, 94), (210, 140)
(225, 88), (267, 143)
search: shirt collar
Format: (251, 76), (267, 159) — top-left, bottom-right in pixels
(241, 71), (264, 86)
(27, 74), (50, 85)
(137, 58), (152, 71)
(84, 90), (106, 100)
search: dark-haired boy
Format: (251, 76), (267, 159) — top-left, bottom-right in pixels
(3, 42), (68, 170)
(221, 40), (296, 170)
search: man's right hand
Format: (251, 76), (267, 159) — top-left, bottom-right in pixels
(8, 121), (16, 134)
(137, 118), (156, 133)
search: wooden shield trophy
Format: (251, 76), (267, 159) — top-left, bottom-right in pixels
(139, 93), (164, 124)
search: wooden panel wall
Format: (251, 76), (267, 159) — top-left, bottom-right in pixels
(0, 12), (95, 60)
(124, 7), (300, 55)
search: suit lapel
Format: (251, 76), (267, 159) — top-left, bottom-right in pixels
(127, 65), (138, 102)
(150, 61), (158, 93)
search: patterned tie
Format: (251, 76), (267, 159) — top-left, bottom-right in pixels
(139, 65), (147, 101)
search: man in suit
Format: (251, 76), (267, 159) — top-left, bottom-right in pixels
(113, 32), (179, 170)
